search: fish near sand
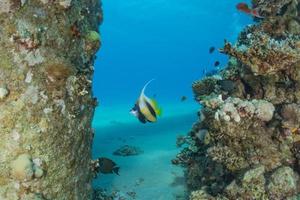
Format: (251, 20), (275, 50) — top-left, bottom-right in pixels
(97, 157), (120, 175)
(130, 79), (162, 123)
(236, 2), (263, 18)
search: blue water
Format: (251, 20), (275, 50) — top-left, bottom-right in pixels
(92, 0), (252, 199)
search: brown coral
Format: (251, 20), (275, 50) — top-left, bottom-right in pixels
(192, 77), (218, 99)
(281, 103), (300, 129)
(221, 33), (300, 75)
(176, 1), (300, 199)
(45, 63), (74, 84)
(252, 0), (296, 17)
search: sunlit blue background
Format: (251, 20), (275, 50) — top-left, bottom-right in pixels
(93, 0), (251, 106)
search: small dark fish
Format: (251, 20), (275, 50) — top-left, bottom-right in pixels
(181, 96), (187, 102)
(217, 80), (236, 93)
(214, 61), (220, 67)
(98, 157), (120, 175)
(209, 47), (215, 54)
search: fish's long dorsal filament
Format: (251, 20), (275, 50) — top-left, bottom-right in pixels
(141, 78), (155, 97)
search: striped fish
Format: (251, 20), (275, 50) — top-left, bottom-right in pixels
(130, 79), (162, 123)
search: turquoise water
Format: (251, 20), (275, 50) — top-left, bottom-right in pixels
(93, 103), (198, 199)
(92, 0), (252, 199)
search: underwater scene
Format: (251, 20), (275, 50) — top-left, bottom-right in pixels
(1, 0), (300, 199)
(90, 0), (300, 199)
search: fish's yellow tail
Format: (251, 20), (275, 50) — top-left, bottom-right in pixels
(156, 107), (163, 117)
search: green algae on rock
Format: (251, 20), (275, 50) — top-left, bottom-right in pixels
(0, 0), (102, 199)
(174, 0), (300, 199)
(267, 166), (299, 199)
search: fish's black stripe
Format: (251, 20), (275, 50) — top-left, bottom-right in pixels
(145, 100), (156, 118)
(136, 103), (147, 123)
(138, 114), (147, 123)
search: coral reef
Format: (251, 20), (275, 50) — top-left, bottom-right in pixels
(175, 0), (300, 199)
(92, 188), (113, 200)
(113, 145), (144, 156)
(221, 31), (300, 75)
(0, 0), (102, 199)
(92, 188), (138, 200)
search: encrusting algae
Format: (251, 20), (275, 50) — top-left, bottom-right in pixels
(0, 0), (102, 199)
(174, 0), (300, 199)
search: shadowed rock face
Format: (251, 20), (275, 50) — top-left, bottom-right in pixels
(0, 0), (102, 199)
(174, 0), (300, 199)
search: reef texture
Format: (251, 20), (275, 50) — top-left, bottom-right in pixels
(174, 0), (300, 199)
(0, 0), (102, 199)
(113, 145), (144, 157)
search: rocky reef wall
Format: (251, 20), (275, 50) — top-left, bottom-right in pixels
(174, 0), (300, 199)
(0, 0), (102, 199)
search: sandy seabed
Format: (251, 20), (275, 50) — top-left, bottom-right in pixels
(92, 102), (198, 200)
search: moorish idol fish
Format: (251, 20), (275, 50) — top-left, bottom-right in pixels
(130, 79), (162, 124)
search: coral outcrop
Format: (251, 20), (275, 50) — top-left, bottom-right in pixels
(0, 0), (102, 199)
(174, 0), (300, 199)
(113, 145), (144, 156)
